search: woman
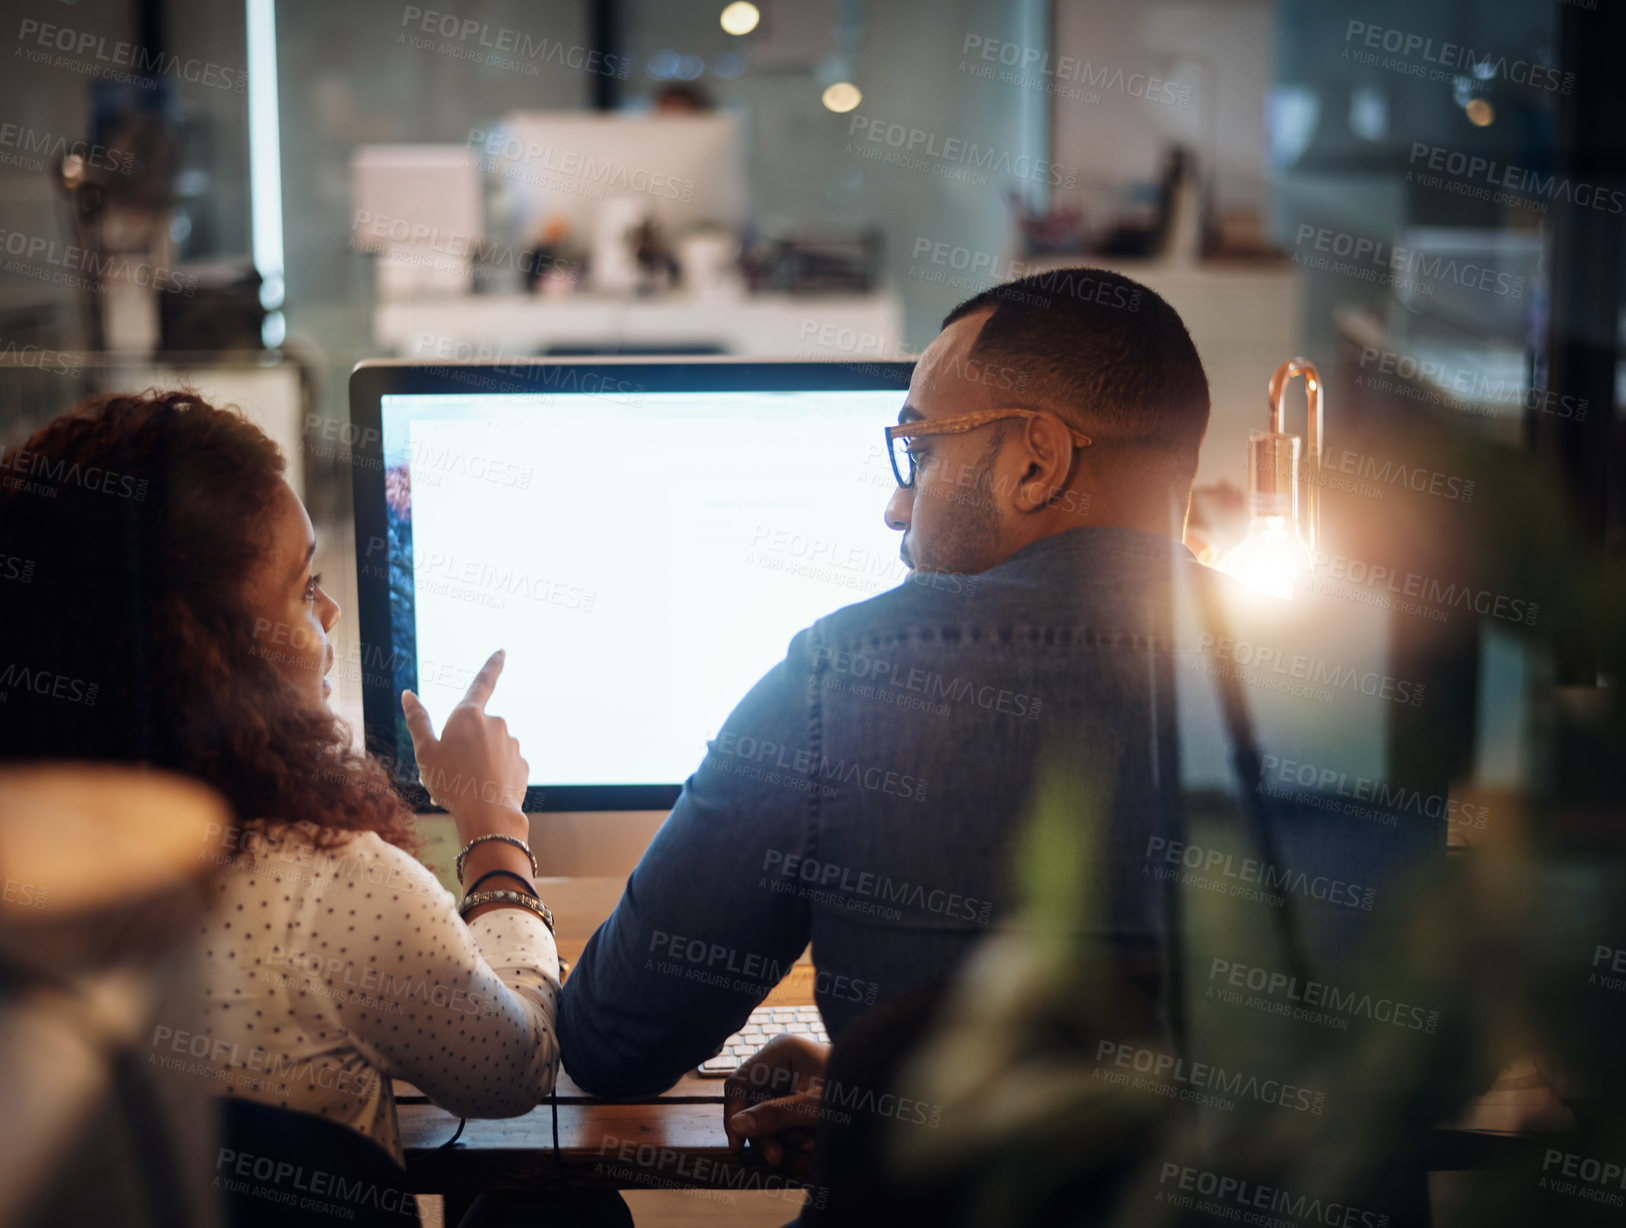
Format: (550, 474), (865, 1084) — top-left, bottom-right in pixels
(0, 391), (563, 1165)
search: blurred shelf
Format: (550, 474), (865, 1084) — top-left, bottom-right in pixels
(374, 290), (905, 361)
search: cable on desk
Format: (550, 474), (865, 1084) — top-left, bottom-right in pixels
(438, 1117), (466, 1149)
(551, 1087), (561, 1170)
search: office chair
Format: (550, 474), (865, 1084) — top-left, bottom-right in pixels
(218, 1099), (417, 1228)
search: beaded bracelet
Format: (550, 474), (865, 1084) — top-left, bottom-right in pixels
(455, 833), (537, 884)
(464, 869), (537, 898)
(458, 889), (555, 934)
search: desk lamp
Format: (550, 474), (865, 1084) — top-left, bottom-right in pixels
(1214, 358), (1323, 600)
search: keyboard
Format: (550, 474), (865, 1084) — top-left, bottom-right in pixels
(696, 1004), (830, 1076)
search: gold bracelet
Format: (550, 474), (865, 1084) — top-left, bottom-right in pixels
(458, 889), (555, 934)
(455, 833), (537, 884)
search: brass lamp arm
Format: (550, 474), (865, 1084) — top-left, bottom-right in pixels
(1268, 359), (1322, 554)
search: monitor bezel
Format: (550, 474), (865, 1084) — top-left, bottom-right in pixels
(348, 357), (917, 814)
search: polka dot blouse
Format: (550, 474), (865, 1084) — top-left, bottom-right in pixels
(191, 820), (560, 1159)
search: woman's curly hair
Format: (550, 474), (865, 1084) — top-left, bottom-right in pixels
(0, 390), (418, 853)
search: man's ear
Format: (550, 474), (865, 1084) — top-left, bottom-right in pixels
(1012, 414), (1074, 512)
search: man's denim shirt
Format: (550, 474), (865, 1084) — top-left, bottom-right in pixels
(558, 526), (1441, 1097)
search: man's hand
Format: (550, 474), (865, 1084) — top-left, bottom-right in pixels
(723, 1033), (831, 1167)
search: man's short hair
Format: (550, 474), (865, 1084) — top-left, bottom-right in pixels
(943, 268), (1210, 478)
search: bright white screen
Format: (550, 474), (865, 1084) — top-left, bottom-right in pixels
(385, 390), (908, 787)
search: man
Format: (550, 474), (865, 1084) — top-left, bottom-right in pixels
(558, 268), (1214, 1107)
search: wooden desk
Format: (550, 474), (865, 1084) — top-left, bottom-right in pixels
(398, 960), (821, 1210)
(394, 875), (1569, 1210)
(399, 1072), (811, 1198)
(398, 1074), (1551, 1225)
(399, 1061), (1566, 1225)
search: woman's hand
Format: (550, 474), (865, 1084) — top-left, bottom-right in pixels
(401, 649), (529, 841)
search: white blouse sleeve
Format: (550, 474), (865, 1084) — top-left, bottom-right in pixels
(290, 831), (560, 1119)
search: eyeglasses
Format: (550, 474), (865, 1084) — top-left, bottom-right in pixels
(885, 408), (1093, 490)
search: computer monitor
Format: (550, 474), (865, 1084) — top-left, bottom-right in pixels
(349, 145), (484, 253)
(349, 359), (915, 812)
(481, 112), (748, 244)
(350, 145), (485, 297)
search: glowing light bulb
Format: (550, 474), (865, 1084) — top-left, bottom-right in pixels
(822, 82), (862, 112)
(1214, 427), (1315, 600)
(720, 2), (760, 35)
(1215, 514), (1315, 601)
